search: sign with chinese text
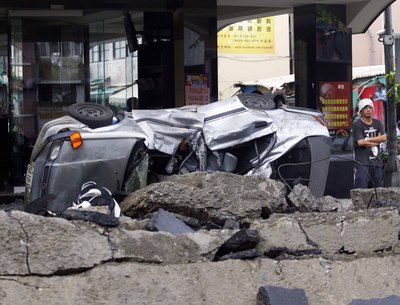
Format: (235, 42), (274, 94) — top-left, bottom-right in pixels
(185, 74), (210, 105)
(218, 17), (275, 54)
(319, 81), (351, 136)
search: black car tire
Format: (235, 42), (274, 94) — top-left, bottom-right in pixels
(237, 93), (276, 110)
(67, 103), (114, 128)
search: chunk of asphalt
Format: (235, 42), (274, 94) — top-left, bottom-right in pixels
(257, 285), (309, 305)
(348, 295), (400, 305)
(216, 248), (260, 261)
(148, 208), (195, 235)
(214, 228), (259, 261)
(61, 210), (120, 227)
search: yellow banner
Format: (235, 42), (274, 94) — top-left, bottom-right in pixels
(218, 17), (275, 54)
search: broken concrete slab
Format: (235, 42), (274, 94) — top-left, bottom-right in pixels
(252, 215), (320, 255)
(1, 257), (400, 305)
(120, 172), (288, 225)
(1, 210), (112, 275)
(183, 229), (237, 256)
(4, 206), (398, 277)
(109, 229), (204, 264)
(0, 210), (31, 274)
(0, 210), (224, 275)
(118, 215), (149, 231)
(287, 184), (344, 213)
(287, 184), (320, 212)
(302, 208), (400, 256)
(350, 187), (400, 210)
(4, 171), (400, 305)
(252, 208), (400, 258)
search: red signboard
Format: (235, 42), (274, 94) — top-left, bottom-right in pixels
(319, 81), (351, 135)
(185, 74), (210, 105)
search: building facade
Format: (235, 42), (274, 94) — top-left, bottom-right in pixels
(352, 1), (400, 67)
(0, 0), (394, 192)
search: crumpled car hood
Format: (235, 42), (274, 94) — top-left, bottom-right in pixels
(132, 96), (278, 154)
(131, 96), (328, 159)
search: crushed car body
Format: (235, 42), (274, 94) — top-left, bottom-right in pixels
(24, 94), (331, 213)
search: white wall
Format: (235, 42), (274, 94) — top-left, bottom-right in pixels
(352, 2), (400, 67)
(217, 14), (291, 100)
(217, 2), (400, 101)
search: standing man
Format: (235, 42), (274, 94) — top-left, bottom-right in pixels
(374, 81), (387, 102)
(353, 98), (387, 188)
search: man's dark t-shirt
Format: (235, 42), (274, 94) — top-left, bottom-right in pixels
(353, 118), (386, 166)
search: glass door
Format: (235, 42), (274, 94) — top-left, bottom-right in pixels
(8, 18), (86, 185)
(0, 19), (12, 189)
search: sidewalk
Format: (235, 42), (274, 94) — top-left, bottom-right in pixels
(0, 186), (25, 209)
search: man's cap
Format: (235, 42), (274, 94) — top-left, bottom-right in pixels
(358, 98), (374, 111)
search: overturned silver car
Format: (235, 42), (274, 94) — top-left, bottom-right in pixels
(24, 94), (331, 213)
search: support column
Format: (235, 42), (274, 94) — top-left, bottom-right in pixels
(294, 4), (352, 137)
(383, 6), (400, 187)
(173, 8), (185, 107)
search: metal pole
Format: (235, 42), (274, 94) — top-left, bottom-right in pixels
(396, 35), (400, 84)
(383, 6), (400, 186)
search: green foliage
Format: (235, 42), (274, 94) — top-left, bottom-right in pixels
(386, 70), (400, 103)
(316, 8), (337, 24)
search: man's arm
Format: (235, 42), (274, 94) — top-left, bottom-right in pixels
(356, 138), (379, 147)
(356, 119), (387, 147)
(353, 120), (372, 147)
(367, 133), (387, 144)
(369, 119), (387, 144)
(357, 133), (386, 147)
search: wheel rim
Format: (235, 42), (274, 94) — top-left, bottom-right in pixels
(77, 106), (105, 118)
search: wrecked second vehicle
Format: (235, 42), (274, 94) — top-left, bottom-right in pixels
(24, 93), (331, 212)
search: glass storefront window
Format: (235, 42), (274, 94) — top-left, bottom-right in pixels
(8, 14), (140, 140)
(89, 15), (139, 111)
(3, 12), (141, 186)
(0, 23), (9, 115)
(10, 19), (23, 117)
(0, 19), (11, 188)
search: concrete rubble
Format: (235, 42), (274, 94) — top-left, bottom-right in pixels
(1, 171), (400, 305)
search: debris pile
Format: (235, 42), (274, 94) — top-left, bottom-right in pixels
(1, 172), (400, 305)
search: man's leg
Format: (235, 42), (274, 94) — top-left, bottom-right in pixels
(369, 166), (384, 188)
(354, 164), (369, 188)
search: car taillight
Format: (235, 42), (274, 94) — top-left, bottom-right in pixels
(70, 131), (83, 149)
(49, 140), (63, 160)
(312, 115), (326, 127)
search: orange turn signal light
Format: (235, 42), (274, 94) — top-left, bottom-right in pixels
(70, 131), (83, 149)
